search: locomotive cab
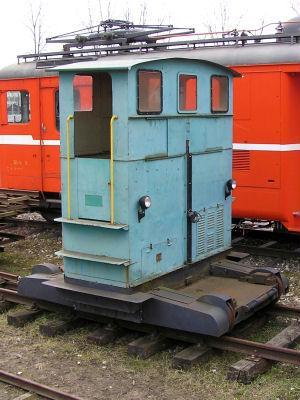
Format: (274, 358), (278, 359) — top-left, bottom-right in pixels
(56, 56), (234, 287)
(18, 55), (288, 337)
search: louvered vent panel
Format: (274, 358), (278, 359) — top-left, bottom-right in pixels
(196, 215), (205, 256)
(207, 233), (215, 252)
(196, 206), (225, 258)
(216, 207), (224, 248)
(233, 150), (250, 171)
(207, 211), (215, 229)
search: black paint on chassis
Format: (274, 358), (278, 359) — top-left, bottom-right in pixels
(18, 257), (288, 337)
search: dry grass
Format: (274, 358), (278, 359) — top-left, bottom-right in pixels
(1, 224), (300, 399)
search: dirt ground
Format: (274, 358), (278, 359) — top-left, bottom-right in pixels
(1, 215), (300, 400)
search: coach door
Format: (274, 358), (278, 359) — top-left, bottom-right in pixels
(40, 80), (60, 193)
(73, 73), (113, 221)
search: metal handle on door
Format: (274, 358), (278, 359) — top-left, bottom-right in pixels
(41, 123), (46, 132)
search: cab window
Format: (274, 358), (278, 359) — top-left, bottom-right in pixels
(7, 91), (30, 123)
(211, 76), (229, 113)
(179, 74), (197, 112)
(138, 70), (162, 114)
(73, 75), (93, 111)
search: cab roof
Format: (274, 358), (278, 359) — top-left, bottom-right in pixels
(53, 54), (240, 77)
(0, 62), (57, 79)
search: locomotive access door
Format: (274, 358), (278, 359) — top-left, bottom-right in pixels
(40, 84), (61, 193)
(73, 73), (112, 221)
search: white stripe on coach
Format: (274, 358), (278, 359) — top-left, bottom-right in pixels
(233, 143), (300, 151)
(0, 135), (60, 146)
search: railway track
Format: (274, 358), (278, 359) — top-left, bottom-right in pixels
(0, 216), (61, 252)
(0, 271), (19, 290)
(232, 229), (300, 258)
(1, 270), (300, 380)
(0, 370), (84, 400)
(0, 231), (25, 252)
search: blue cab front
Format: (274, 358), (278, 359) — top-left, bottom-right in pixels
(56, 56), (235, 288)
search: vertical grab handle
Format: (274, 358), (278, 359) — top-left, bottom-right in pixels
(110, 115), (118, 224)
(66, 114), (74, 219)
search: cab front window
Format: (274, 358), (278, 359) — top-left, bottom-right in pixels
(179, 74), (197, 112)
(211, 75), (229, 113)
(137, 70), (162, 114)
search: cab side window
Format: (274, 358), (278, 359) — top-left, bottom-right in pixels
(138, 70), (162, 114)
(211, 76), (229, 113)
(7, 91), (30, 123)
(179, 74), (197, 112)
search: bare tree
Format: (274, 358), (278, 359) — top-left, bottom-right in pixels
(123, 2), (131, 22)
(139, 1), (148, 25)
(85, 0), (113, 29)
(203, 0), (244, 36)
(291, 0), (300, 15)
(87, 3), (94, 31)
(27, 1), (44, 54)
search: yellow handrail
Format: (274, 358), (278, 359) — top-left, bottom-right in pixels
(110, 115), (118, 224)
(66, 114), (74, 219)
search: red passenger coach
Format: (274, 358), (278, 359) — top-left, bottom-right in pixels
(232, 62), (300, 233)
(185, 18), (300, 233)
(0, 63), (60, 219)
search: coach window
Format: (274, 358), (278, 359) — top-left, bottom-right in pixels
(6, 91), (30, 123)
(55, 90), (60, 131)
(137, 70), (162, 114)
(211, 76), (229, 113)
(178, 74), (197, 112)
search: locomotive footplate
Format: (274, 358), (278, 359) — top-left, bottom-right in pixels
(18, 259), (288, 338)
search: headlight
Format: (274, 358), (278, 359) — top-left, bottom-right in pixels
(139, 195), (151, 210)
(230, 180), (237, 190)
(225, 179), (237, 199)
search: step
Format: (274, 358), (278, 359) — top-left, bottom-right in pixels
(56, 217), (128, 230)
(56, 249), (131, 266)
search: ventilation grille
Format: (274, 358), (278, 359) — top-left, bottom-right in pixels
(196, 205), (224, 257)
(233, 150), (250, 171)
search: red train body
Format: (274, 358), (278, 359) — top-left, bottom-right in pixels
(0, 63), (60, 217)
(232, 62), (300, 233)
(1, 21), (300, 232)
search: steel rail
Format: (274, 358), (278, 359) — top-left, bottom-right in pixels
(0, 369), (84, 400)
(275, 303), (300, 314)
(232, 228), (300, 258)
(232, 243), (300, 258)
(207, 335), (300, 365)
(0, 287), (34, 306)
(0, 271), (19, 282)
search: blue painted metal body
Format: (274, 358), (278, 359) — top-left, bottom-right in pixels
(57, 57), (234, 288)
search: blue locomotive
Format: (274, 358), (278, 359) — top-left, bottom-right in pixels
(18, 22), (288, 337)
